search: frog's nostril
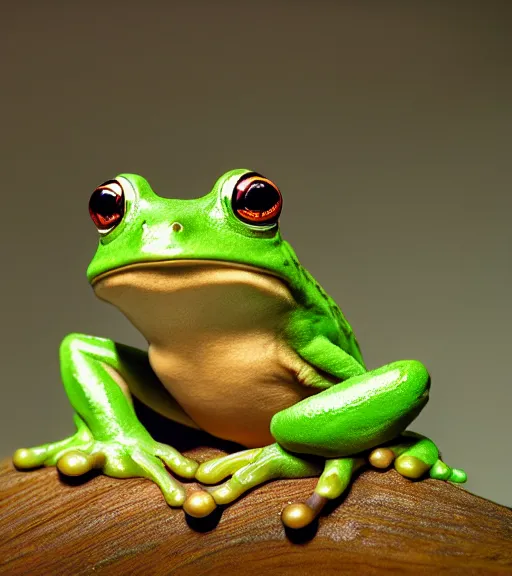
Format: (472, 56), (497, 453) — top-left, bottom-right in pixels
(171, 222), (183, 232)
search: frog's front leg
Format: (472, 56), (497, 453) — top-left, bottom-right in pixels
(185, 360), (466, 527)
(13, 333), (198, 506)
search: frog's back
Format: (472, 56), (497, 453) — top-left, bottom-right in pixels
(304, 266), (365, 367)
(281, 241), (365, 369)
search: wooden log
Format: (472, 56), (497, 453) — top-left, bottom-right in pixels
(1, 445), (511, 576)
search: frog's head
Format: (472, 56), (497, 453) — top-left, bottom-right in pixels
(87, 170), (314, 335)
(86, 169), (295, 284)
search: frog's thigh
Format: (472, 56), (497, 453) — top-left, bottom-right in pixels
(271, 360), (430, 458)
(60, 333), (197, 429)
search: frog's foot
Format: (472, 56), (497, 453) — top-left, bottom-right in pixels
(368, 431), (467, 483)
(13, 415), (198, 507)
(183, 443), (322, 519)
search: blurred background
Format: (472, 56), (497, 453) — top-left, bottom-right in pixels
(1, 0), (510, 507)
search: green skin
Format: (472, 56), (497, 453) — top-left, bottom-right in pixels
(13, 169), (466, 522)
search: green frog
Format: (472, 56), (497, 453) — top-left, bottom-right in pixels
(13, 169), (466, 528)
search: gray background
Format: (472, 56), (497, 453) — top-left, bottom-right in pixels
(1, 1), (510, 507)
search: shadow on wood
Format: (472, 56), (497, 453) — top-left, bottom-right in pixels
(1, 438), (511, 576)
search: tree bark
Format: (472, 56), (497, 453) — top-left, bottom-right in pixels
(1, 439), (511, 576)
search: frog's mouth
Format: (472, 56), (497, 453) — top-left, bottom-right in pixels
(92, 259), (296, 341)
(90, 259), (287, 288)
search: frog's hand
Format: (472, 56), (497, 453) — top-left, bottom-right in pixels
(12, 333), (198, 507)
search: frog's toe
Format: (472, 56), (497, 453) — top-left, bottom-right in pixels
(208, 475), (251, 505)
(13, 447), (48, 469)
(429, 459), (467, 483)
(195, 448), (263, 484)
(447, 467), (467, 483)
(57, 450), (105, 476)
(281, 493), (327, 529)
(282, 456), (365, 529)
(128, 449), (187, 506)
(394, 454), (431, 479)
(368, 447), (396, 469)
(183, 490), (217, 518)
(154, 443), (198, 479)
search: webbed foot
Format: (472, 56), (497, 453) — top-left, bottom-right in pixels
(13, 415), (198, 507)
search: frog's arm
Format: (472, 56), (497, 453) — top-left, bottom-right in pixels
(13, 333), (198, 506)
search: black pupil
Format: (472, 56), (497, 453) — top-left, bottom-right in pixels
(242, 182), (280, 211)
(90, 189), (121, 218)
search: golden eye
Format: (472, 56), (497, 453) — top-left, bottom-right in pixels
(232, 173), (282, 226)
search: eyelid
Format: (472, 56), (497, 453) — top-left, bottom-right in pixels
(236, 175), (278, 194)
(95, 180), (124, 195)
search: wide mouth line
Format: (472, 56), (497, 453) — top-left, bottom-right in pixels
(90, 258), (285, 286)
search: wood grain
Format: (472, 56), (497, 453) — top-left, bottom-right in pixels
(1, 439), (511, 576)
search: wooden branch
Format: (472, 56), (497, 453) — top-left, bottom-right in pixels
(1, 441), (511, 575)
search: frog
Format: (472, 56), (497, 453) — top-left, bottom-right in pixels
(13, 169), (466, 529)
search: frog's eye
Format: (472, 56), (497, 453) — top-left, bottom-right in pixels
(89, 180), (125, 233)
(232, 173), (282, 227)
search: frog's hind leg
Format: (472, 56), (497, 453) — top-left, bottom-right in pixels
(368, 432), (467, 483)
(186, 360), (430, 520)
(185, 360), (466, 525)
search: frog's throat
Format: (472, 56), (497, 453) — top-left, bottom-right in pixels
(90, 259), (286, 288)
(91, 260), (296, 318)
